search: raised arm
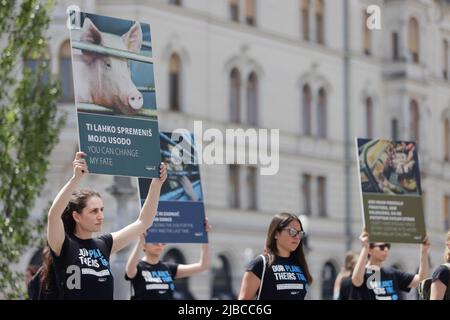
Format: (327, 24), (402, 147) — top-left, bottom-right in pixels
(175, 219), (211, 279)
(352, 229), (370, 287)
(111, 164), (167, 254)
(47, 152), (88, 256)
(408, 236), (431, 288)
(125, 233), (145, 279)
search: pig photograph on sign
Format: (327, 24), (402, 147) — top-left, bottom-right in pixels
(69, 12), (161, 178)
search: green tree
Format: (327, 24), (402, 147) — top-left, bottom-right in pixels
(0, 0), (65, 299)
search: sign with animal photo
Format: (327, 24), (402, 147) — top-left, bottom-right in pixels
(138, 131), (208, 243)
(68, 11), (160, 177)
(356, 138), (426, 243)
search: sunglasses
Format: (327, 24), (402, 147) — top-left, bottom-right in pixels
(283, 227), (306, 238)
(370, 243), (391, 250)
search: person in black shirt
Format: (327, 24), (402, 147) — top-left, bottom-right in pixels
(430, 230), (450, 300)
(44, 151), (167, 299)
(351, 228), (430, 300)
(238, 212), (313, 300)
(125, 219), (211, 300)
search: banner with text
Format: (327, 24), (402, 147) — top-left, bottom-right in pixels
(356, 138), (426, 243)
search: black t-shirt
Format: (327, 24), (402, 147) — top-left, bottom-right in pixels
(353, 266), (414, 300)
(432, 264), (450, 288)
(246, 255), (308, 300)
(52, 233), (114, 300)
(125, 260), (178, 300)
(338, 276), (356, 300)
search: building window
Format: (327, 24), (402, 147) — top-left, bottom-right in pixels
(24, 46), (50, 84)
(247, 167), (258, 210)
(59, 40), (74, 102)
(302, 84), (312, 136)
(408, 17), (420, 63)
(229, 165), (240, 209)
(315, 0), (324, 45)
(230, 0), (239, 22)
(443, 39), (448, 80)
(391, 118), (398, 140)
(301, 0), (310, 41)
(410, 100), (419, 144)
(169, 0), (182, 5)
(230, 68), (241, 123)
(317, 176), (327, 217)
(302, 174), (312, 216)
(245, 0), (256, 26)
(211, 255), (236, 300)
(365, 97), (373, 138)
(317, 87), (327, 138)
(444, 195), (450, 231)
(321, 262), (337, 300)
(445, 118), (450, 162)
(363, 10), (371, 56)
(392, 32), (399, 61)
(169, 53), (181, 112)
(247, 72), (258, 126)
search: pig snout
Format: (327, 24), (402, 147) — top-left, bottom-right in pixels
(128, 90), (143, 110)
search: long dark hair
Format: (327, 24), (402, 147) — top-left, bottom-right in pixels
(41, 189), (101, 290)
(264, 212), (313, 284)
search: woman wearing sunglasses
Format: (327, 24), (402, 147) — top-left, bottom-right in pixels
(238, 212), (313, 300)
(351, 228), (430, 300)
(125, 219), (211, 300)
(430, 230), (450, 300)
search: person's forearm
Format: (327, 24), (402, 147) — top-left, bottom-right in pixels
(199, 243), (209, 271)
(137, 181), (162, 230)
(126, 240), (143, 276)
(48, 176), (81, 219)
(417, 250), (429, 281)
(352, 247), (369, 286)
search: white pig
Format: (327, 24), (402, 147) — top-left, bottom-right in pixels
(73, 18), (144, 115)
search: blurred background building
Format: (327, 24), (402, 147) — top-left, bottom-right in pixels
(22, 0), (450, 299)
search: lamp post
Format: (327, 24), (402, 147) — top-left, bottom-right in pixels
(107, 176), (136, 299)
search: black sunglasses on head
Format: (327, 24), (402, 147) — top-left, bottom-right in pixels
(370, 243), (391, 250)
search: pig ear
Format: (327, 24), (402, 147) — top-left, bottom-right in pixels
(122, 22), (142, 53)
(80, 18), (103, 63)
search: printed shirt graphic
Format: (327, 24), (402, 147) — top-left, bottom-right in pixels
(125, 260), (178, 300)
(53, 233), (114, 300)
(354, 267), (414, 300)
(247, 255), (308, 300)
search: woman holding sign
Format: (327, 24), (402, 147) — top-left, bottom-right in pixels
(238, 212), (313, 300)
(351, 228), (430, 300)
(42, 152), (167, 300)
(125, 219), (211, 300)
(430, 230), (450, 300)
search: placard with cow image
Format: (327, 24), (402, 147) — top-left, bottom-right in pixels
(356, 138), (426, 243)
(69, 11), (161, 178)
(138, 131), (208, 243)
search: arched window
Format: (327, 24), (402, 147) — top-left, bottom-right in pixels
(444, 117), (449, 161)
(162, 248), (195, 299)
(321, 262), (337, 300)
(230, 68), (241, 123)
(211, 255), (236, 300)
(315, 0), (324, 44)
(169, 53), (181, 111)
(247, 72), (258, 126)
(301, 0), (310, 41)
(59, 40), (74, 102)
(302, 84), (312, 135)
(443, 39), (448, 80)
(245, 0), (256, 26)
(317, 87), (327, 138)
(365, 97), (373, 138)
(408, 17), (420, 63)
(391, 118), (398, 140)
(363, 10), (371, 55)
(410, 100), (419, 144)
(24, 45), (50, 84)
(229, 0), (239, 22)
